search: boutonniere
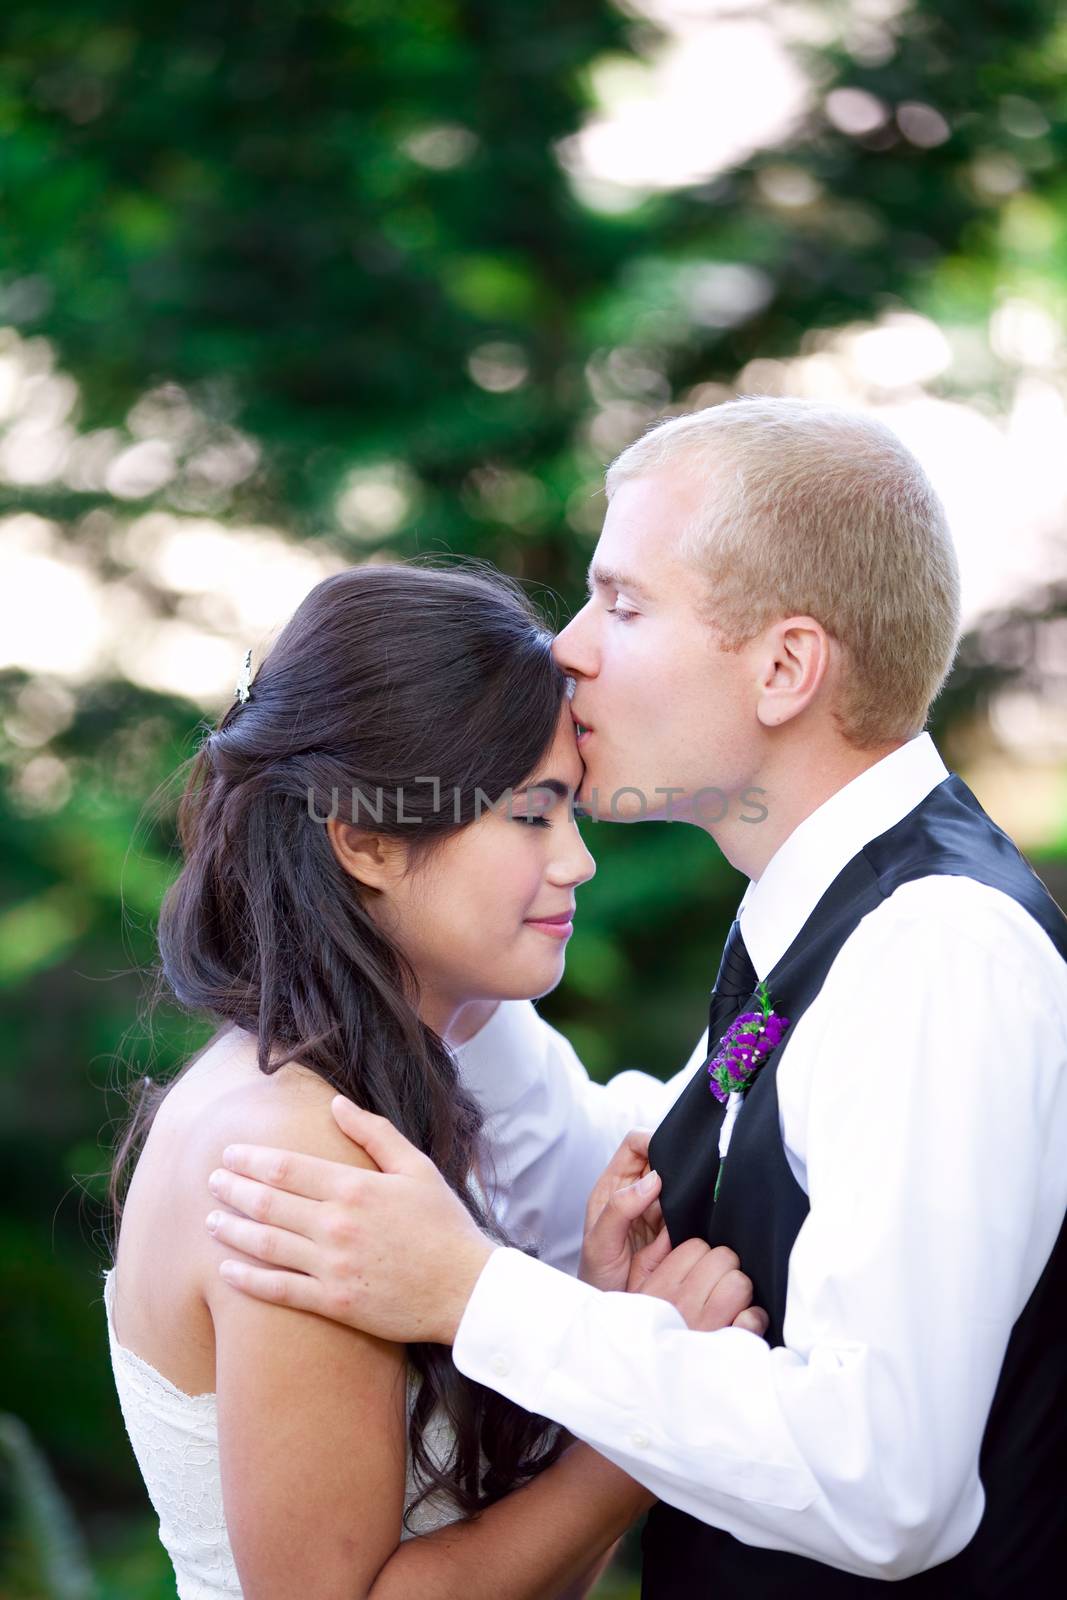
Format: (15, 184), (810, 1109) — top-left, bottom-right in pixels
(707, 980), (791, 1103)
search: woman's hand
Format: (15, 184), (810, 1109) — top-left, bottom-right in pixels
(578, 1129), (665, 1293)
(578, 1129), (769, 1337)
(636, 1239), (769, 1336)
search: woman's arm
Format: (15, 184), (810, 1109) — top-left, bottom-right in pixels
(206, 1098), (411, 1600)
(213, 1234), (649, 1600)
(205, 1080), (645, 1600)
(204, 1100), (762, 1600)
(369, 1440), (652, 1600)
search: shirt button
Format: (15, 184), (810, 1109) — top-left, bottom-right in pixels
(489, 1353), (511, 1377)
(629, 1430), (651, 1450)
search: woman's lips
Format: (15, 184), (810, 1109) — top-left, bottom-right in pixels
(525, 912), (575, 940)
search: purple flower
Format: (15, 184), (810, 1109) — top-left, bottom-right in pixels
(706, 979), (791, 1103)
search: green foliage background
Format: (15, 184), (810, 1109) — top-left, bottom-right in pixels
(2, 2), (1065, 1593)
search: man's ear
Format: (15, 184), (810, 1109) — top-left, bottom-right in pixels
(755, 615), (833, 728)
(326, 818), (403, 893)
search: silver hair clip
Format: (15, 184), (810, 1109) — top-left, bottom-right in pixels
(235, 648), (253, 704)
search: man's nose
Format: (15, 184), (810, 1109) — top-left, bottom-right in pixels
(553, 600), (598, 677)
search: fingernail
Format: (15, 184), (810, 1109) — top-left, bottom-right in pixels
(222, 1146), (237, 1167)
(206, 1211), (222, 1233)
(637, 1169), (659, 1196)
(208, 1172), (223, 1195)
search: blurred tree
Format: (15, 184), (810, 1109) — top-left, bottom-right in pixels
(0, 0), (642, 581)
(581, 0), (1067, 427)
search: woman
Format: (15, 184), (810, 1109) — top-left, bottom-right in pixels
(106, 561), (756, 1600)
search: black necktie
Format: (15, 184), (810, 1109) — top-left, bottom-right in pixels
(707, 918), (757, 1052)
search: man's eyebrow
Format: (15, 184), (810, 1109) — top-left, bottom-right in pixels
(512, 779), (572, 800)
(586, 564), (655, 601)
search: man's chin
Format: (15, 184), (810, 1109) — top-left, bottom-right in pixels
(577, 768), (648, 824)
(576, 769), (607, 817)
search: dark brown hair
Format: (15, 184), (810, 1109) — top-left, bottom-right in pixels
(114, 561), (572, 1526)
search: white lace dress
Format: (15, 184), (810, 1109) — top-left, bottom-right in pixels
(103, 1268), (477, 1599)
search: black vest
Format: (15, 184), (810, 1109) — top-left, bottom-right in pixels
(642, 774), (1067, 1598)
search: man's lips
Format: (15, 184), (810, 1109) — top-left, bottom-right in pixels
(570, 706), (594, 745)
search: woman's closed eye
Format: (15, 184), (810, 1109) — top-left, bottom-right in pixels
(514, 805), (590, 827)
(608, 605), (638, 622)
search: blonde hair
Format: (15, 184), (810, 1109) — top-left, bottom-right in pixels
(606, 397), (961, 749)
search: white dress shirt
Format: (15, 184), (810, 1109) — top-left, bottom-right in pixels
(452, 733), (1067, 1579)
(456, 994), (687, 1275)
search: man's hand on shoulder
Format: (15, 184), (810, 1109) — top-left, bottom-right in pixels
(205, 1096), (496, 1344)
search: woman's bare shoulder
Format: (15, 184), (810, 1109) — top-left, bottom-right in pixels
(157, 1030), (382, 1176)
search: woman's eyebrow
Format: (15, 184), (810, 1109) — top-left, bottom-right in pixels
(586, 564), (655, 601)
(512, 780), (572, 800)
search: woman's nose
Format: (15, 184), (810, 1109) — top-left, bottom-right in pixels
(550, 825), (596, 887)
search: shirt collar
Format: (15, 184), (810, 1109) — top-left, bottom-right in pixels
(736, 732), (950, 980)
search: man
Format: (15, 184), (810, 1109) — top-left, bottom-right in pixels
(208, 399), (1067, 1593)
